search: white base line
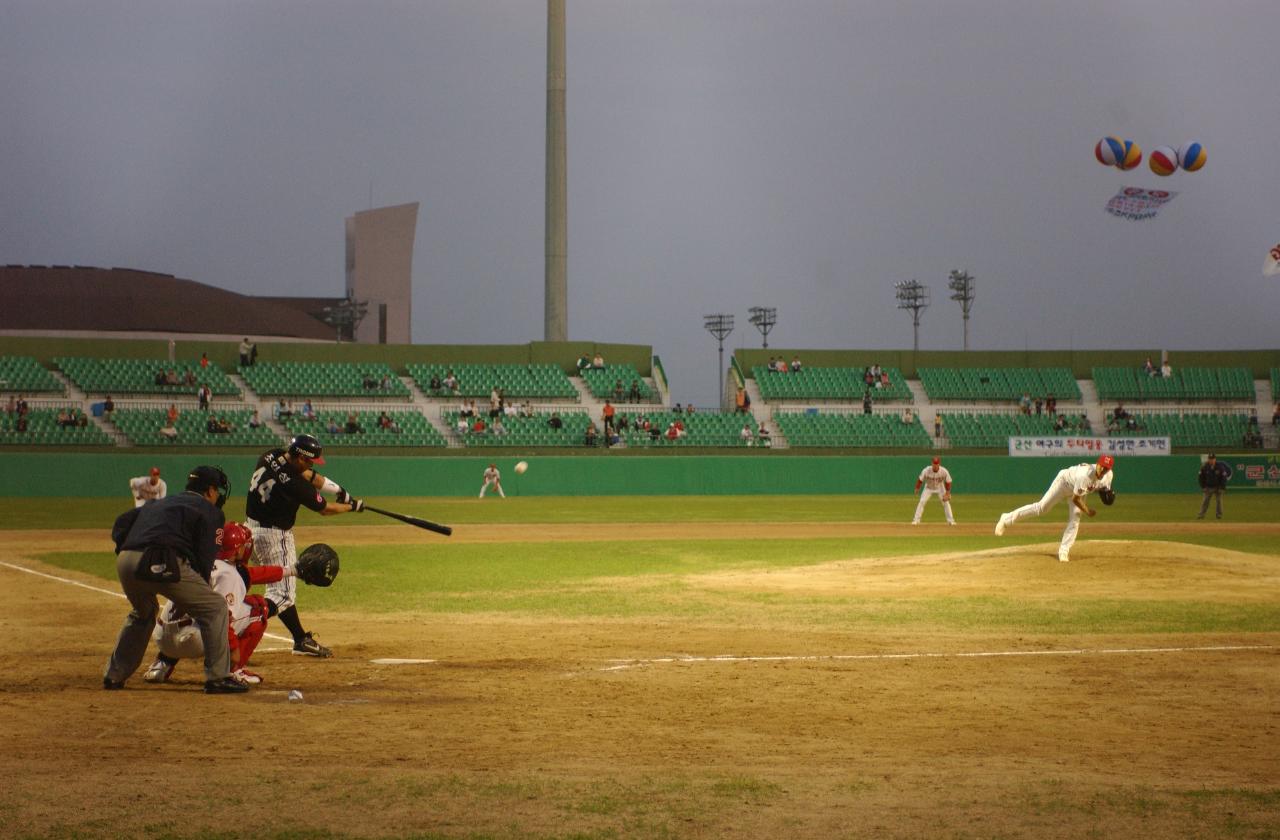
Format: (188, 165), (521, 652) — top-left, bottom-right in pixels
(600, 645), (1275, 672)
(0, 559), (293, 645)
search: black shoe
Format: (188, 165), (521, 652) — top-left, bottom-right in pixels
(292, 632), (332, 658)
(103, 677), (125, 690)
(204, 677), (250, 694)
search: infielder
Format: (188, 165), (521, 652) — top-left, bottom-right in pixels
(145, 521), (292, 686)
(129, 467), (167, 507)
(912, 457), (955, 525)
(994, 455), (1114, 562)
(245, 434), (363, 657)
(479, 463), (505, 498)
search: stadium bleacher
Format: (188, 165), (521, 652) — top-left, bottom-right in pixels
(1092, 366), (1254, 401)
(0, 406), (112, 446)
(0, 356), (64, 393)
(409, 363), (578, 400)
(447, 409), (592, 447)
(280, 409), (446, 448)
(939, 412), (1079, 449)
(919, 367), (1082, 402)
(775, 411), (930, 448)
(112, 407), (280, 447)
(615, 410), (758, 447)
(752, 366), (912, 402)
(579, 364), (654, 402)
(239, 362), (411, 398)
(56, 357), (239, 397)
(1105, 411), (1256, 449)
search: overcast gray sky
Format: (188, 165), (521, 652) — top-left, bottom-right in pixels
(3, 0), (1278, 407)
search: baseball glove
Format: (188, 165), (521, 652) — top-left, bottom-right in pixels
(296, 543), (340, 587)
(1099, 487), (1116, 506)
(941, 493), (952, 502)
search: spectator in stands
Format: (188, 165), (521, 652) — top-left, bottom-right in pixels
(901, 407), (914, 425)
(3, 395), (14, 415)
(871, 363), (882, 380)
(863, 389), (873, 415)
(576, 353), (592, 373)
(520, 401), (534, 418)
(248, 410), (262, 429)
(248, 341), (258, 366)
(239, 338), (252, 367)
(740, 424), (754, 446)
(272, 399), (290, 421)
(471, 417), (487, 435)
(734, 387), (747, 414)
(1078, 414), (1091, 432)
(380, 373), (393, 391)
(602, 400), (616, 429)
(1272, 402), (1279, 426)
(489, 387), (501, 417)
(56, 408), (72, 428)
(301, 399), (316, 422)
(428, 373), (443, 394)
(206, 416), (220, 434)
(15, 413), (28, 433)
(790, 356), (802, 372)
(345, 413), (363, 434)
(616, 413), (629, 432)
(454, 415), (469, 435)
(757, 423), (771, 447)
(1033, 396), (1043, 415)
(613, 379), (625, 401)
(165, 369), (180, 386)
(458, 400), (474, 419)
(548, 412), (563, 431)
(934, 414), (943, 438)
(584, 421), (598, 446)
(1125, 415), (1142, 432)
(1245, 415), (1263, 448)
(199, 352), (209, 370)
(863, 367), (874, 388)
(1019, 392), (1031, 415)
(665, 422), (680, 441)
(603, 421), (619, 447)
(103, 395), (115, 421)
(673, 403), (684, 414)
(1045, 394), (1057, 417)
(216, 416), (231, 433)
(184, 369), (197, 386)
(1161, 359), (1172, 378)
(628, 380), (642, 403)
(648, 422), (661, 442)
(878, 370), (890, 389)
(75, 409), (88, 428)
(166, 404), (179, 427)
(1143, 356), (1157, 377)
(490, 416), (507, 436)
(1054, 414), (1068, 432)
(158, 419), (176, 440)
(686, 404), (697, 415)
(591, 353), (605, 369)
(16, 395), (28, 417)
(675, 419), (686, 438)
(503, 400), (518, 417)
(362, 373), (377, 390)
(154, 369), (167, 386)
(197, 384), (211, 411)
(328, 417), (342, 435)
(377, 411), (393, 430)
(1113, 403), (1128, 421)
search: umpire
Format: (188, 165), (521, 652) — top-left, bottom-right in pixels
(1196, 453), (1232, 520)
(103, 465), (248, 694)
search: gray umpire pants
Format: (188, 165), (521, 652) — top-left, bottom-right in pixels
(104, 550), (231, 684)
(1197, 489), (1224, 519)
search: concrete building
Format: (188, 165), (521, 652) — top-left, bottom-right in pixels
(345, 202), (419, 345)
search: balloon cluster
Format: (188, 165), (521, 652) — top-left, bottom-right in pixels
(1095, 137), (1205, 177)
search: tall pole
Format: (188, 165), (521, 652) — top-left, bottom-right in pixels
(948, 270), (975, 351)
(894, 280), (930, 353)
(748, 306), (777, 349)
(544, 0), (568, 341)
(703, 314), (734, 410)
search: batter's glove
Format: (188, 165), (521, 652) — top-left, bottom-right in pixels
(296, 543), (340, 587)
(1099, 487), (1116, 506)
(335, 486), (353, 504)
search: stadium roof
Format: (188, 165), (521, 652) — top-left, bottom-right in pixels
(0, 266), (339, 340)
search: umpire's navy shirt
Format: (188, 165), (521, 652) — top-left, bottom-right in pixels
(114, 491), (224, 580)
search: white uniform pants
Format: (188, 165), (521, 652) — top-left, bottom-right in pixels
(1006, 471), (1082, 557)
(244, 519), (298, 611)
(912, 488), (954, 524)
(480, 479), (504, 498)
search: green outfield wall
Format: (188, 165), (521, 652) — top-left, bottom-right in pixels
(0, 453), (1235, 498)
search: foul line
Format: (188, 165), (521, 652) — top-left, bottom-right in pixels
(0, 559), (293, 644)
(600, 645), (1275, 672)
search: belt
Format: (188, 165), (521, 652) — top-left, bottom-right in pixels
(157, 615), (195, 629)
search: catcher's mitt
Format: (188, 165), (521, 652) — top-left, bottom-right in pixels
(1099, 487), (1116, 506)
(296, 543), (340, 587)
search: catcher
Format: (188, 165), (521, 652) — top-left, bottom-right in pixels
(912, 456), (956, 525)
(144, 523), (339, 685)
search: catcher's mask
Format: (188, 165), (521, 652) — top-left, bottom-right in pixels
(217, 521), (254, 563)
(187, 465), (230, 508)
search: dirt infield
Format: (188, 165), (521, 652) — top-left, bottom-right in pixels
(1, 524), (1277, 839)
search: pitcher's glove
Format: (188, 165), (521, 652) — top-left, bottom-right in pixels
(1099, 487), (1116, 506)
(296, 543), (340, 587)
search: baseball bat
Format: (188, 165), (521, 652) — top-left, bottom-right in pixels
(364, 506), (453, 536)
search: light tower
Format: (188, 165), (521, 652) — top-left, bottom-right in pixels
(703, 314), (734, 409)
(894, 280), (930, 352)
(544, 0), (568, 341)
(748, 307), (777, 348)
(947, 270), (975, 351)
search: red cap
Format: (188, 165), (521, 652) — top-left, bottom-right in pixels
(931, 457), (940, 465)
(150, 467), (161, 476)
(1097, 454), (1114, 470)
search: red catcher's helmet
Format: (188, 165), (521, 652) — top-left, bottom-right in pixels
(1097, 454), (1115, 471)
(217, 522), (254, 562)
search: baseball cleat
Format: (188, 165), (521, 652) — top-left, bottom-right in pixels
(143, 656), (177, 684)
(102, 677), (125, 690)
(204, 677), (250, 694)
(1058, 553), (1070, 563)
(232, 668), (263, 685)
(994, 514), (1009, 536)
(292, 632), (332, 658)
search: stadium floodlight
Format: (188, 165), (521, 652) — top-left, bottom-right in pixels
(747, 307), (777, 348)
(894, 280), (930, 353)
(703, 313), (734, 409)
(318, 297), (369, 343)
(947, 270), (975, 351)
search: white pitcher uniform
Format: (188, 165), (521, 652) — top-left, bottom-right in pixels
(129, 476), (168, 507)
(912, 464), (954, 525)
(996, 461), (1114, 562)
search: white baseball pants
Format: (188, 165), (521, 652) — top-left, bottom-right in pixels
(912, 488), (954, 524)
(1005, 470), (1081, 558)
(244, 519), (298, 611)
(480, 479), (504, 498)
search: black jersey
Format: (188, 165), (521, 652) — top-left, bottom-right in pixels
(245, 448), (327, 530)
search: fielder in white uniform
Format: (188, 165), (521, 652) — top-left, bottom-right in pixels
(994, 455), (1114, 562)
(129, 467), (167, 507)
(912, 457), (955, 525)
(480, 464), (505, 498)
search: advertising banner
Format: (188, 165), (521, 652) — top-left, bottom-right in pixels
(1009, 436), (1171, 457)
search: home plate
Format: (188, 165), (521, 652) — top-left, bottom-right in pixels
(370, 658), (438, 665)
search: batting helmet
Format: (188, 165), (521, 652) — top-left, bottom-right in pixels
(186, 465), (230, 508)
(217, 521), (254, 562)
(1097, 454), (1114, 471)
(289, 433), (325, 465)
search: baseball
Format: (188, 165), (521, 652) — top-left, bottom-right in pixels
(514, 461), (528, 475)
(288, 689), (304, 702)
